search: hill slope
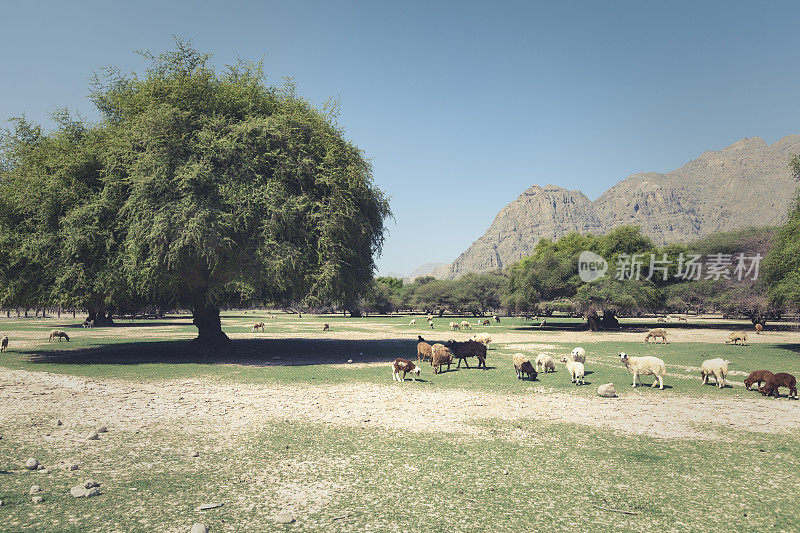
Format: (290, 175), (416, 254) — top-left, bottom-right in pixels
(444, 135), (800, 278)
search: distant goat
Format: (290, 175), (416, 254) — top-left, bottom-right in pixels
(48, 330), (70, 342)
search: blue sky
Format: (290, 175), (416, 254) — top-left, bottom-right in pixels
(2, 1), (799, 276)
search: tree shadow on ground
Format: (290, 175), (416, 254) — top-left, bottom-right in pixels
(773, 343), (800, 355)
(58, 321), (195, 329)
(18, 337), (421, 367)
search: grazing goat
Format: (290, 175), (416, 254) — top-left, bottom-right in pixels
(755, 323), (763, 334)
(677, 316), (688, 322)
(48, 330), (70, 342)
(251, 322), (265, 332)
(512, 353), (537, 380)
(760, 373), (798, 399)
(392, 358), (421, 382)
(726, 332), (747, 345)
(535, 353), (556, 373)
(471, 332), (492, 346)
(657, 317), (667, 323)
(493, 315), (501, 323)
(322, 323), (330, 331)
(445, 339), (487, 370)
(645, 328), (668, 344)
(460, 321), (472, 330)
(428, 320), (435, 329)
(417, 336), (433, 364)
(481, 319), (490, 326)
(560, 356), (585, 385)
(569, 347), (586, 364)
(431, 344), (453, 374)
(0, 335), (7, 352)
(700, 358), (731, 388)
(449, 321), (460, 330)
(409, 319), (416, 326)
(82, 319), (94, 328)
(744, 370), (774, 391)
(619, 352), (665, 389)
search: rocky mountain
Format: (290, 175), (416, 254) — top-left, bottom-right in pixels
(443, 135), (800, 278)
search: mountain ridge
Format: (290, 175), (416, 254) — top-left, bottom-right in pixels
(439, 135), (800, 278)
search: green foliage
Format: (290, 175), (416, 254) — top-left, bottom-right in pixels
(503, 227), (657, 315)
(376, 276), (404, 293)
(764, 194), (800, 309)
(0, 41), (390, 337)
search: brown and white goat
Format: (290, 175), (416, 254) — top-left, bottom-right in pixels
(392, 358), (421, 382)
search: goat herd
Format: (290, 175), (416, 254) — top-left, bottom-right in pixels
(392, 323), (799, 401)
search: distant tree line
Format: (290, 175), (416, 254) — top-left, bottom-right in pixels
(361, 213), (800, 330)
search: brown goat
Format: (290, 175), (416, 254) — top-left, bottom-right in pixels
(481, 319), (490, 326)
(726, 332), (747, 345)
(322, 323), (330, 331)
(645, 328), (667, 344)
(445, 339), (487, 370)
(417, 335), (433, 363)
(755, 323), (763, 334)
(744, 370), (774, 391)
(431, 345), (453, 374)
(760, 373), (798, 399)
(0, 335), (7, 352)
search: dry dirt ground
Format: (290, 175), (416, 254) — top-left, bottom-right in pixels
(2, 365), (798, 444)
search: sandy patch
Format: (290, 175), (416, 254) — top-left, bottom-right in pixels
(1, 367), (797, 444)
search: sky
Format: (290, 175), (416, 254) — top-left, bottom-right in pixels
(1, 1), (799, 277)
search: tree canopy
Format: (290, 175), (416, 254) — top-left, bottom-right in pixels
(0, 42), (390, 342)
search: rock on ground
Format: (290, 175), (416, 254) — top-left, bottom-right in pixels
(25, 458), (39, 470)
(275, 510), (295, 524)
(31, 496), (44, 504)
(190, 524), (209, 533)
(597, 383), (617, 398)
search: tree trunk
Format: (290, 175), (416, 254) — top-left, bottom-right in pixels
(87, 310), (115, 327)
(192, 304), (229, 345)
(586, 310), (601, 331)
(600, 310), (620, 329)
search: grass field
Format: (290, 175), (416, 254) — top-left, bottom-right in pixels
(1, 313), (799, 531)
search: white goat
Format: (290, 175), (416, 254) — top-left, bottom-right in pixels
(619, 352), (666, 389)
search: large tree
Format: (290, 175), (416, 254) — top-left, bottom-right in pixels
(0, 42), (390, 343)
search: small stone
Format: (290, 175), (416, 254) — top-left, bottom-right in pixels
(0, 500), (3, 506)
(53, 419), (63, 427)
(31, 496), (44, 504)
(68, 463), (80, 471)
(190, 451), (199, 457)
(39, 469), (50, 474)
(84, 480), (100, 489)
(347, 359), (353, 363)
(195, 503), (224, 511)
(597, 383), (617, 398)
(85, 487), (100, 497)
(86, 431), (99, 441)
(503, 469), (509, 475)
(190, 525), (209, 533)
(25, 458), (39, 470)
(97, 426), (108, 433)
(275, 510), (295, 524)
(70, 486), (88, 498)
(30, 485), (41, 494)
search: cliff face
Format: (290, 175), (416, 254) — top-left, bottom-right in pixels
(442, 135), (800, 278)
